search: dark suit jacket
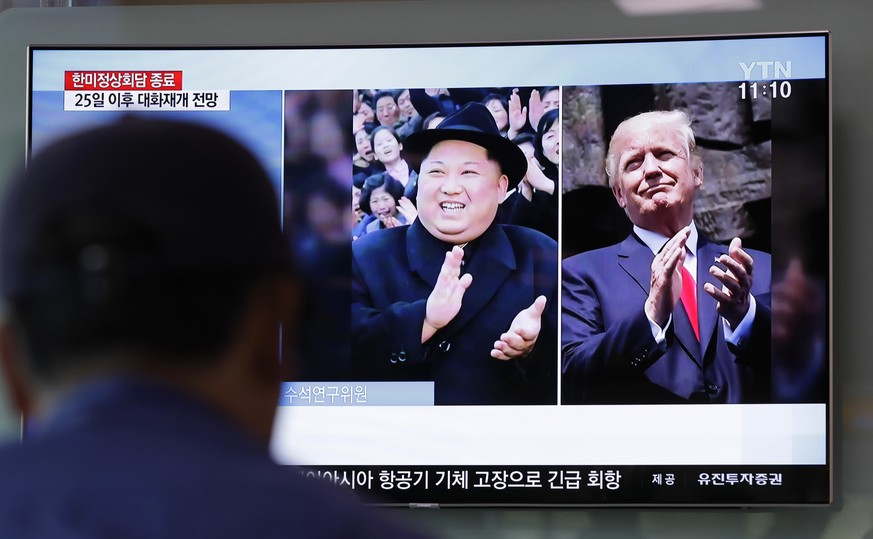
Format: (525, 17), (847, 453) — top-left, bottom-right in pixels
(352, 220), (558, 405)
(561, 232), (771, 404)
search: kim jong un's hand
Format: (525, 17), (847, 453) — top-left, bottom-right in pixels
(422, 246), (471, 343)
(491, 295), (547, 361)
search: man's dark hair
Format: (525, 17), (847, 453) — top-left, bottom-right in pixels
(0, 117), (294, 382)
(373, 90), (398, 106)
(11, 270), (258, 381)
(482, 93), (508, 112)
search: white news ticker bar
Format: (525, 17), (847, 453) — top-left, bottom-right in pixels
(270, 403), (827, 467)
(32, 35), (826, 92)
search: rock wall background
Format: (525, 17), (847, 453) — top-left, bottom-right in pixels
(562, 82), (772, 248)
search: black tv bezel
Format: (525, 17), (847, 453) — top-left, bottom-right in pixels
(26, 31), (833, 508)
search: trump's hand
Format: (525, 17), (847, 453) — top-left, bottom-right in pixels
(491, 296), (547, 361)
(422, 246), (472, 343)
(705, 237), (754, 329)
(645, 227), (689, 328)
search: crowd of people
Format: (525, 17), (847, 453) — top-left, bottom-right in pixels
(352, 87), (561, 241)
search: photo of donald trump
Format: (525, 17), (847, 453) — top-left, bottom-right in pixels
(561, 110), (771, 404)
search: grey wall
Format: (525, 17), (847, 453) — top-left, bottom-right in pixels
(0, 1), (868, 537)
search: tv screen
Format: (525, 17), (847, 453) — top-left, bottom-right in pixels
(28, 32), (831, 506)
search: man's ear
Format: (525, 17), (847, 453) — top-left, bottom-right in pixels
(497, 174), (509, 203)
(611, 182), (627, 209)
(692, 158), (704, 188)
(694, 167), (704, 188)
(0, 318), (34, 417)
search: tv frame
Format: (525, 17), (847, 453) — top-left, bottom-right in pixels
(25, 31), (832, 507)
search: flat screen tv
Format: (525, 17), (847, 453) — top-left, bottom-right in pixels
(28, 31), (831, 506)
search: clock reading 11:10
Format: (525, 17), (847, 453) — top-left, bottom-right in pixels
(739, 81), (792, 100)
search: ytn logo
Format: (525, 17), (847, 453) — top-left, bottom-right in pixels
(739, 61), (792, 80)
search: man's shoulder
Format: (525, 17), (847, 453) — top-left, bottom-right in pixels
(218, 464), (425, 537)
(0, 437), (425, 538)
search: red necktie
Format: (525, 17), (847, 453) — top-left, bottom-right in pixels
(679, 265), (699, 341)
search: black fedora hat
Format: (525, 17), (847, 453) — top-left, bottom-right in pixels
(402, 102), (528, 189)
